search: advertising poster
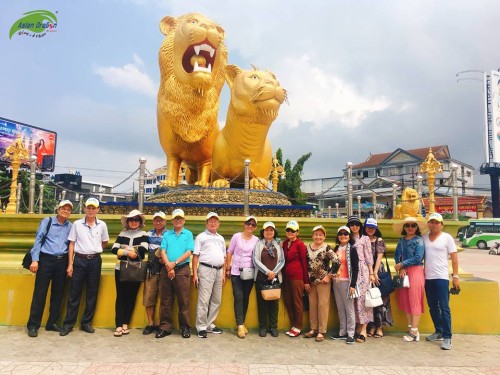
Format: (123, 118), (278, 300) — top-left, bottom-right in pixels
(0, 117), (57, 171)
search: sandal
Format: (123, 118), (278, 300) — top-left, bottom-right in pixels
(315, 333), (325, 342)
(402, 329), (420, 342)
(288, 328), (301, 337)
(367, 328), (375, 337)
(303, 330), (318, 338)
(374, 328), (384, 338)
(114, 328), (123, 337)
(122, 328), (130, 335)
(355, 334), (366, 343)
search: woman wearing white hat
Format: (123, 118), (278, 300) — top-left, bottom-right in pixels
(225, 215), (259, 338)
(111, 209), (149, 337)
(392, 216), (427, 342)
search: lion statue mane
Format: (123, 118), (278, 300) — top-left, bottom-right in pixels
(394, 187), (423, 219)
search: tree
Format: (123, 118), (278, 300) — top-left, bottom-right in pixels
(274, 148), (312, 205)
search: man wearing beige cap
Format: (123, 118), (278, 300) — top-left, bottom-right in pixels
(156, 208), (195, 339)
(60, 197), (109, 336)
(193, 212), (226, 338)
(142, 211), (168, 335)
(26, 200), (73, 337)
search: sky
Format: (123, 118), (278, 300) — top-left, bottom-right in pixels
(1, 0), (499, 195)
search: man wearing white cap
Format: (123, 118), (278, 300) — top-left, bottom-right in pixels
(422, 212), (460, 350)
(26, 200), (73, 337)
(60, 197), (109, 336)
(156, 208), (195, 339)
(142, 211), (168, 335)
(192, 212), (226, 338)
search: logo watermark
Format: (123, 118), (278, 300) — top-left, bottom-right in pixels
(9, 10), (57, 39)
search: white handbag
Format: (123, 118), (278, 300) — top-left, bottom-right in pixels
(365, 283), (383, 308)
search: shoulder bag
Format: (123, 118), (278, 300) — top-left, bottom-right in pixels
(261, 278), (281, 300)
(377, 251), (395, 296)
(22, 217), (52, 270)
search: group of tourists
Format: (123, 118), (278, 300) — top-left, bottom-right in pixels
(26, 199), (460, 350)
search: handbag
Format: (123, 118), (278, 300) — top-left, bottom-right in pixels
(239, 267), (254, 280)
(377, 252), (394, 296)
(261, 278), (281, 300)
(347, 284), (360, 299)
(393, 274), (410, 288)
(365, 283), (383, 308)
(119, 260), (148, 282)
(23, 217), (53, 270)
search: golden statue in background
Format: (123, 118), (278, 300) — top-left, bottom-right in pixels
(157, 13), (228, 187)
(394, 187), (422, 219)
(211, 65), (287, 189)
(3, 135), (29, 214)
(420, 148), (442, 214)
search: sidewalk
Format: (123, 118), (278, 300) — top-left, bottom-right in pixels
(2, 326), (500, 374)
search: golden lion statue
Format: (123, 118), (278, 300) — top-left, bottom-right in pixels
(157, 13), (227, 187)
(394, 187), (423, 219)
(211, 65), (287, 189)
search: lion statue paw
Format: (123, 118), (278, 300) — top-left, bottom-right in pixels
(250, 177), (268, 190)
(212, 179), (230, 188)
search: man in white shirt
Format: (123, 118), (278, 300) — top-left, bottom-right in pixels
(422, 212), (460, 350)
(192, 212), (226, 338)
(60, 197), (109, 336)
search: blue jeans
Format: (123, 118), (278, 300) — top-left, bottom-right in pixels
(425, 279), (452, 339)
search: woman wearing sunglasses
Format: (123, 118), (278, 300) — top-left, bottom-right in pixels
(392, 216), (428, 342)
(330, 226), (359, 344)
(225, 215), (259, 338)
(111, 210), (149, 337)
(346, 215), (375, 343)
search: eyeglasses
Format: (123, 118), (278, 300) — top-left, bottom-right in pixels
(286, 229), (297, 233)
(245, 222), (257, 227)
(404, 223), (418, 228)
(348, 223), (360, 227)
(128, 217), (141, 222)
(338, 232), (349, 236)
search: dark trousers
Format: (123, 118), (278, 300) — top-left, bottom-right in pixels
(159, 265), (191, 331)
(255, 275), (279, 330)
(63, 255), (102, 328)
(283, 278), (305, 329)
(27, 253), (68, 330)
(114, 270), (141, 327)
(425, 279), (452, 339)
(231, 275), (254, 326)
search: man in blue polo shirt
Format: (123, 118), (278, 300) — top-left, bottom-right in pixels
(156, 208), (195, 339)
(26, 200), (73, 337)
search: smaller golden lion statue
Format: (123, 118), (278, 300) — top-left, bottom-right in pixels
(394, 187), (423, 219)
(211, 65), (287, 189)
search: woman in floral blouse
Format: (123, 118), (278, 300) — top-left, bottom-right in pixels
(303, 225), (340, 342)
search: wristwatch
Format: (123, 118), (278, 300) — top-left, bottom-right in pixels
(452, 274), (459, 279)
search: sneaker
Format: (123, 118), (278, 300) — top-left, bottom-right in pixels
(197, 330), (207, 338)
(441, 338), (452, 350)
(346, 336), (355, 344)
(426, 332), (443, 341)
(207, 326), (223, 334)
(330, 333), (348, 340)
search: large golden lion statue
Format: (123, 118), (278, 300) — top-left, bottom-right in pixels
(394, 187), (423, 219)
(157, 13), (227, 187)
(211, 65), (287, 189)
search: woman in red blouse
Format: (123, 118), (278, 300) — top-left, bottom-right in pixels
(282, 220), (309, 337)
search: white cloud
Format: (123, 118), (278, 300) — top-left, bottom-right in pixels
(93, 54), (157, 98)
(277, 54), (391, 129)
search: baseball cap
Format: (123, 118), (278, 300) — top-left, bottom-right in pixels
(337, 225), (351, 234)
(365, 218), (378, 228)
(245, 215), (257, 224)
(286, 220), (299, 231)
(263, 221), (275, 230)
(347, 215), (362, 226)
(312, 225), (326, 235)
(171, 209), (185, 219)
(427, 212), (444, 223)
(85, 198), (99, 207)
(153, 211), (167, 220)
(206, 212), (219, 220)
(58, 200), (73, 208)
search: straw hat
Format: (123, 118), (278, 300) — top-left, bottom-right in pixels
(392, 216), (428, 235)
(121, 209), (145, 228)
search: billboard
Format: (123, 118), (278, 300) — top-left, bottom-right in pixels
(491, 71), (500, 164)
(0, 116), (57, 171)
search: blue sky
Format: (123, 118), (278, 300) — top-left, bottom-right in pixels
(1, 1), (499, 193)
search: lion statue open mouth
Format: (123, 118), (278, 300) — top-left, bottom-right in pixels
(157, 13), (227, 187)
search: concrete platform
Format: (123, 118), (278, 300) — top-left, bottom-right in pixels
(2, 326), (500, 374)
